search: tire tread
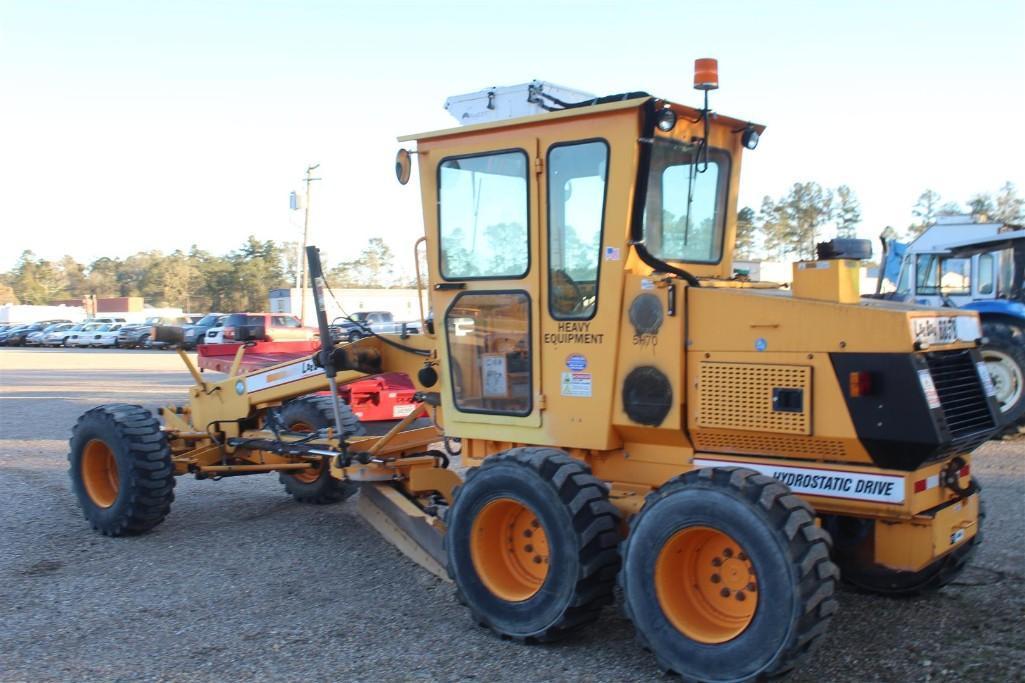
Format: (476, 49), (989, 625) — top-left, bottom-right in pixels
(277, 395), (363, 504)
(447, 446), (621, 642)
(68, 403), (175, 536)
(619, 466), (838, 681)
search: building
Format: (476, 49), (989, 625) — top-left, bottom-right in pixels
(268, 288), (429, 326)
(50, 295), (146, 316)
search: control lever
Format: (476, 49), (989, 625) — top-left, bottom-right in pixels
(306, 245), (349, 445)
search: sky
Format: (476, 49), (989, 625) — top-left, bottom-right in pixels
(1, 0), (1023, 273)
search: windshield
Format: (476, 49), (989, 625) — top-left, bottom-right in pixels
(642, 140), (729, 264)
(196, 314), (219, 326)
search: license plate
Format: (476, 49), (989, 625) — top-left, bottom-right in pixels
(911, 316), (957, 345)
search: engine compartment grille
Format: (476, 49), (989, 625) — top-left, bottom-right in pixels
(925, 350), (995, 450)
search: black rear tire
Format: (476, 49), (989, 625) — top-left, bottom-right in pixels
(277, 395), (364, 504)
(445, 447), (621, 642)
(980, 321), (1025, 432)
(68, 404), (175, 536)
(620, 468), (838, 682)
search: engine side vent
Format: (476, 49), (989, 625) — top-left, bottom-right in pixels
(693, 431), (846, 458)
(697, 362), (812, 435)
(925, 350), (996, 450)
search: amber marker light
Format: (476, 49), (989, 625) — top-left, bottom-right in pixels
(848, 371), (873, 397)
(694, 58), (719, 91)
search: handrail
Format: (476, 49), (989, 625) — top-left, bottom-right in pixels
(413, 236), (434, 337)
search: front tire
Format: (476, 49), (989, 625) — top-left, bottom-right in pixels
(620, 468), (838, 681)
(277, 395), (364, 504)
(68, 404), (175, 536)
(445, 447), (621, 641)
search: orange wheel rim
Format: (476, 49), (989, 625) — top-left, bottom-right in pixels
(470, 498), (549, 602)
(286, 420), (321, 483)
(81, 439), (119, 508)
(655, 526), (758, 643)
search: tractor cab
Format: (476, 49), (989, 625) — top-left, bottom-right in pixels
(875, 216), (1025, 428)
(398, 62), (764, 450)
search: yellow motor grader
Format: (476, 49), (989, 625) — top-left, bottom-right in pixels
(69, 61), (997, 681)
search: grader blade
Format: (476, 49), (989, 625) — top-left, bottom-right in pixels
(356, 483), (448, 581)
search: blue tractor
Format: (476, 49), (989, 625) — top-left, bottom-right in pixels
(875, 216), (1025, 433)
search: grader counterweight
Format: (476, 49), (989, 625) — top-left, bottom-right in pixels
(69, 61), (997, 681)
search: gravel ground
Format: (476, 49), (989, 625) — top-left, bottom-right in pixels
(0, 348), (1022, 683)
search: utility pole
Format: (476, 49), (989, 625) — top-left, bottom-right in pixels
(298, 163), (321, 325)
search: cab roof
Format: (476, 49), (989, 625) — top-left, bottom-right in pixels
(398, 95), (765, 143)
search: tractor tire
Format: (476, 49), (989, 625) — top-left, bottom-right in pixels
(68, 404), (176, 536)
(980, 321), (1025, 432)
(445, 447), (621, 642)
(823, 491), (984, 597)
(620, 467), (838, 682)
(277, 395), (364, 504)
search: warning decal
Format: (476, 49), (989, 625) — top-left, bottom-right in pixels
(693, 458), (905, 504)
(561, 372), (592, 398)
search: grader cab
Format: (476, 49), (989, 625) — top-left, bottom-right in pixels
(69, 61), (998, 681)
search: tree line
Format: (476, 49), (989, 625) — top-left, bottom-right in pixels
(0, 236), (409, 310)
(735, 180), (1023, 261)
(3, 182), (1022, 307)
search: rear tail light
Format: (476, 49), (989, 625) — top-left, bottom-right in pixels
(848, 371), (873, 397)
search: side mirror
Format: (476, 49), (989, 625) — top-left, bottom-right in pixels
(395, 149), (412, 185)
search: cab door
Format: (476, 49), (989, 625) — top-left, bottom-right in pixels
(429, 140), (543, 430)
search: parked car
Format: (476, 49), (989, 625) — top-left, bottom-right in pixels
(117, 322), (152, 349)
(205, 313), (318, 344)
(114, 316), (180, 349)
(148, 315), (201, 349)
(43, 322), (85, 347)
(66, 323), (106, 347)
(1, 320), (72, 346)
(180, 313), (224, 349)
(0, 325), (29, 346)
(77, 323), (124, 348)
(26, 322), (73, 346)
(332, 311), (421, 343)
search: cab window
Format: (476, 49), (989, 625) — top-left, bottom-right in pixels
(976, 254), (995, 295)
(916, 255), (939, 294)
(643, 140), (730, 264)
(940, 258), (970, 295)
(895, 258), (912, 295)
(446, 291), (531, 416)
(438, 151), (529, 280)
(547, 140), (608, 319)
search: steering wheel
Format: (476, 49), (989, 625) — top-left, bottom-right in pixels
(550, 269), (584, 316)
